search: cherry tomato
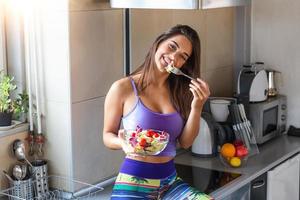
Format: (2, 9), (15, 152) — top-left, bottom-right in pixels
(153, 133), (159, 138)
(139, 138), (147, 147)
(146, 131), (153, 137)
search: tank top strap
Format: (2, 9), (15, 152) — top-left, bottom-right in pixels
(129, 77), (138, 97)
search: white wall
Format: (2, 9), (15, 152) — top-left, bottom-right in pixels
(252, 0), (300, 127)
(34, 0), (73, 178)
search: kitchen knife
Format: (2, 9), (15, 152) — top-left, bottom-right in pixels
(232, 104), (251, 151)
(239, 104), (257, 144)
(237, 104), (252, 143)
(228, 104), (241, 141)
(237, 103), (260, 156)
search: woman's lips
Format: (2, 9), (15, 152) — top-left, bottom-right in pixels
(161, 59), (168, 68)
(162, 57), (173, 68)
(163, 57), (172, 65)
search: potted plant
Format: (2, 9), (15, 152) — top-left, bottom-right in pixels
(0, 70), (28, 126)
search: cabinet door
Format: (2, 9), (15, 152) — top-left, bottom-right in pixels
(69, 8), (125, 183)
(70, 9), (124, 102)
(267, 153), (300, 200)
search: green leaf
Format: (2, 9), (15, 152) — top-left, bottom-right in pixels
(0, 70), (18, 113)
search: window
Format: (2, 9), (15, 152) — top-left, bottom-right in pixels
(0, 2), (7, 72)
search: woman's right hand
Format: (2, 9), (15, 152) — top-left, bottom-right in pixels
(118, 129), (134, 154)
(189, 78), (210, 110)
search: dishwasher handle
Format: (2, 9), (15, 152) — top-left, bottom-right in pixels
(252, 179), (265, 189)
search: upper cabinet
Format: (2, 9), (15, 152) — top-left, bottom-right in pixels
(69, 0), (111, 11)
(111, 0), (198, 9)
(70, 0), (250, 10)
(110, 0), (250, 9)
(201, 0), (250, 9)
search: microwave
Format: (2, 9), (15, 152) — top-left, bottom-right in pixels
(248, 95), (287, 144)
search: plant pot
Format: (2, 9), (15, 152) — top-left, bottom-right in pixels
(0, 112), (13, 126)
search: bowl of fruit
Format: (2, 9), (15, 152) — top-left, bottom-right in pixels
(219, 140), (249, 168)
(124, 128), (169, 156)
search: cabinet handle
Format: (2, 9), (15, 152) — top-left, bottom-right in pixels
(252, 180), (265, 189)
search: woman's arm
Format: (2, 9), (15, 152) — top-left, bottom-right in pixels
(178, 78), (210, 149)
(103, 80), (125, 150)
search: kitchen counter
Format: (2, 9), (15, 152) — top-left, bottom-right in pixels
(174, 134), (300, 199)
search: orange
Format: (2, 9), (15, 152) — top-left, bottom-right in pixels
(220, 143), (236, 158)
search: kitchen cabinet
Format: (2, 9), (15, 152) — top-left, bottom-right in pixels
(221, 152), (300, 200)
(267, 153), (300, 200)
(110, 0), (250, 9)
(220, 153), (300, 200)
(69, 8), (125, 183)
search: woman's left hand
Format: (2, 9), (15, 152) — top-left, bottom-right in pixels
(189, 78), (210, 110)
(118, 129), (134, 154)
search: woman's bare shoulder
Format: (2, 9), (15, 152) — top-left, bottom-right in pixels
(107, 77), (133, 99)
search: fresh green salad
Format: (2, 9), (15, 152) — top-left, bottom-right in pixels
(126, 127), (169, 155)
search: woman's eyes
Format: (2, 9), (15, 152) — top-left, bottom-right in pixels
(168, 44), (176, 51)
(168, 43), (188, 61)
(181, 55), (188, 61)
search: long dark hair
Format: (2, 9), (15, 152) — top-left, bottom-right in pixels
(131, 24), (201, 121)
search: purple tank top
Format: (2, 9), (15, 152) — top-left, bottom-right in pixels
(122, 77), (184, 157)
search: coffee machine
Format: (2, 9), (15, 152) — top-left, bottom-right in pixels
(237, 63), (269, 103)
(192, 99), (235, 157)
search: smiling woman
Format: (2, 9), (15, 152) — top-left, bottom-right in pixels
(103, 24), (212, 200)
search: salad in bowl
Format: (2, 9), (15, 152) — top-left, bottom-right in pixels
(124, 127), (169, 156)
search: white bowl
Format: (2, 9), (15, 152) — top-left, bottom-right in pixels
(210, 99), (231, 122)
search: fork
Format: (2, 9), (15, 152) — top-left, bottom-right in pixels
(166, 64), (194, 80)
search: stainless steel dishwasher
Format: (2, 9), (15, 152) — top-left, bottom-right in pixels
(250, 172), (267, 200)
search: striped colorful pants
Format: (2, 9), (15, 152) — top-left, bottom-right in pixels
(111, 158), (213, 200)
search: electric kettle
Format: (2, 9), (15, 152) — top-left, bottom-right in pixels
(192, 112), (226, 157)
(267, 70), (281, 97)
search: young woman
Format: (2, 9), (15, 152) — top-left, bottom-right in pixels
(103, 24), (212, 200)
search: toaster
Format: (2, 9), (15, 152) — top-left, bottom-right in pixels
(237, 65), (268, 102)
